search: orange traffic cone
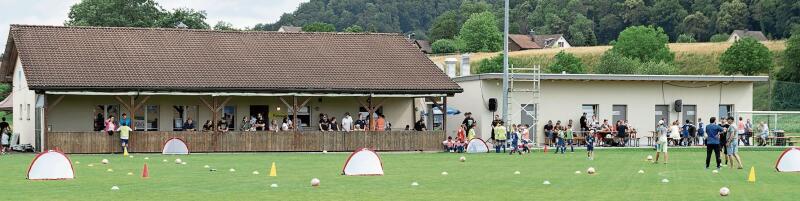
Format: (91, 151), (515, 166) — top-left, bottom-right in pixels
(543, 145), (548, 153)
(142, 163), (149, 178)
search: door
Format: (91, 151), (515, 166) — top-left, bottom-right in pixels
(612, 105), (627, 123)
(683, 105), (697, 124)
(655, 105), (669, 128)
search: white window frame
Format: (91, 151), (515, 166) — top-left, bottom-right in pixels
(26, 104), (30, 120)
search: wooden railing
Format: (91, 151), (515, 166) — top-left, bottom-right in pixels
(45, 131), (446, 153)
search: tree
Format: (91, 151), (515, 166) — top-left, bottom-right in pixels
(66, 0), (165, 27)
(344, 25), (364, 32)
(548, 51), (586, 74)
(428, 11), (459, 41)
(621, 0), (648, 26)
(680, 12), (711, 41)
(719, 38), (773, 75)
(458, 12), (502, 53)
(710, 33), (731, 42)
(302, 22), (336, 32)
(213, 21), (237, 31)
(777, 35), (800, 82)
(676, 34), (697, 43)
(157, 8), (210, 29)
(716, 0), (749, 34)
(595, 51), (640, 74)
(477, 53), (505, 74)
(611, 26), (674, 63)
(648, 0), (688, 39)
(567, 14), (597, 46)
(431, 39), (458, 54)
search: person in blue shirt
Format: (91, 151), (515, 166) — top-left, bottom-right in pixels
(704, 117), (723, 169)
(119, 113), (131, 127)
(586, 130), (595, 160)
(681, 120), (691, 146)
(697, 118), (705, 146)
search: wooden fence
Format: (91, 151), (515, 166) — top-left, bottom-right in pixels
(45, 131), (446, 153)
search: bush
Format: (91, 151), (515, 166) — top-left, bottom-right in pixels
(638, 61), (679, 75)
(595, 51), (640, 74)
(431, 39), (458, 54)
(477, 54), (504, 74)
(709, 33), (730, 42)
(610, 25), (674, 63)
(548, 51), (586, 74)
(344, 25), (364, 33)
(459, 12), (502, 52)
(676, 34), (696, 43)
(778, 35), (800, 82)
(719, 38), (773, 75)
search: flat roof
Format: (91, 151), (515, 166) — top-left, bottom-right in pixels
(452, 73), (769, 82)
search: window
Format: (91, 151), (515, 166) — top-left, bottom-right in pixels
(135, 105), (159, 131)
(17, 70), (22, 90)
(581, 104), (598, 121)
(719, 105), (734, 119)
(26, 104), (30, 120)
(287, 106), (311, 127)
(520, 104), (536, 126)
(92, 105), (120, 131)
(558, 41), (564, 47)
(173, 105), (198, 131)
(612, 105), (627, 123)
(223, 106), (235, 129)
(19, 104), (22, 120)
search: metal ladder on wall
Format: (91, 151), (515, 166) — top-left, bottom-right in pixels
(506, 64), (541, 145)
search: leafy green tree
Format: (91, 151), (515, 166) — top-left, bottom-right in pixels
(302, 22), (336, 32)
(66, 0), (165, 27)
(548, 51), (586, 74)
(213, 21), (236, 31)
(428, 11), (459, 41)
(567, 14), (597, 46)
(610, 26), (674, 63)
(621, 0), (648, 26)
(680, 12), (711, 41)
(158, 8), (210, 29)
(777, 35), (800, 82)
(676, 34), (697, 43)
(638, 61), (679, 75)
(344, 25), (364, 32)
(719, 38), (773, 75)
(716, 0), (749, 34)
(458, 12), (502, 53)
(595, 51), (640, 74)
(431, 39), (458, 54)
(709, 34), (731, 42)
(648, 0), (688, 39)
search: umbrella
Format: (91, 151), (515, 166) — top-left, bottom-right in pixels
(423, 106), (461, 116)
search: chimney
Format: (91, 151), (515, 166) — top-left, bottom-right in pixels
(460, 54), (471, 76)
(445, 58), (457, 78)
(175, 22), (188, 29)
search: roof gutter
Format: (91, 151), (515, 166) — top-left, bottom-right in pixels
(44, 91), (448, 98)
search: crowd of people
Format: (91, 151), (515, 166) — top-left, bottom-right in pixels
(653, 116), (747, 170)
(655, 116), (765, 148)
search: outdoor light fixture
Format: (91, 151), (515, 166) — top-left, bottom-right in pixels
(277, 107), (281, 111)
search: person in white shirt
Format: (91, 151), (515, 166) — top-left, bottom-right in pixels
(341, 112), (354, 132)
(281, 119), (290, 131)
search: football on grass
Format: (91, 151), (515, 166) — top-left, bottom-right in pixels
(587, 167), (596, 174)
(720, 187), (730, 196)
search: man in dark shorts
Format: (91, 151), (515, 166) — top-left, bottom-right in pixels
(616, 120), (627, 146)
(579, 113), (588, 132)
(721, 120), (730, 166)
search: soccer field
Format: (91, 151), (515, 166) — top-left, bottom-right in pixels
(1, 148), (798, 201)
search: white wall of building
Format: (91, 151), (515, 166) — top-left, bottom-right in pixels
(447, 78), (754, 144)
(11, 58), (37, 145)
(556, 36), (571, 48)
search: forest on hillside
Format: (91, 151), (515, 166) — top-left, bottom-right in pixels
(254, 0), (800, 44)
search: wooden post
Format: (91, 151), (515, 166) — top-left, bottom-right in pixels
(293, 96), (298, 132)
(427, 97), (434, 130)
(368, 96), (374, 131)
(44, 95), (65, 151)
(442, 96), (448, 135)
(411, 98), (416, 126)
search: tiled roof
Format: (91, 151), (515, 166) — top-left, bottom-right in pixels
(4, 25), (462, 95)
(414, 40), (432, 53)
(508, 34), (541, 49)
(532, 34), (563, 48)
(731, 30), (768, 41)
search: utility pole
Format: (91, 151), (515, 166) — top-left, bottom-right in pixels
(501, 0), (510, 124)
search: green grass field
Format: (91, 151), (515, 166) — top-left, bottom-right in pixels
(1, 149), (799, 201)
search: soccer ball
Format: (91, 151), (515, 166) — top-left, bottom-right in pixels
(646, 155), (653, 161)
(459, 156), (466, 162)
(719, 187), (730, 196)
(587, 167), (596, 174)
(101, 159), (109, 164)
(311, 178), (321, 187)
(175, 158), (182, 164)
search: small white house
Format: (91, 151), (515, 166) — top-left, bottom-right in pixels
(728, 30), (768, 42)
(508, 34), (571, 51)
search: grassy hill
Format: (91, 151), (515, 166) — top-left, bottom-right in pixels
(428, 41), (786, 75)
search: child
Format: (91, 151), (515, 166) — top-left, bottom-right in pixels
(117, 124), (133, 152)
(654, 121), (669, 164)
(555, 126), (566, 154)
(1, 132), (9, 154)
(509, 124), (521, 155)
(565, 124), (575, 152)
(443, 136), (455, 152)
(586, 130), (595, 160)
(520, 124), (531, 153)
(455, 137), (465, 153)
(493, 122), (507, 153)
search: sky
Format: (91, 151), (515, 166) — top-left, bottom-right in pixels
(0, 0), (308, 50)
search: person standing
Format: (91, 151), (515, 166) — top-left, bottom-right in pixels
(375, 114), (386, 131)
(119, 113), (131, 127)
(758, 121), (769, 146)
(318, 114), (330, 131)
(461, 112), (476, 134)
(341, 113), (354, 132)
(697, 118), (705, 146)
(681, 120), (691, 146)
(737, 117), (747, 146)
(744, 118), (753, 146)
(565, 123), (575, 152)
(579, 113), (588, 132)
(653, 121), (669, 164)
(105, 116), (117, 136)
(183, 118), (196, 131)
(705, 117), (723, 169)
(616, 120), (627, 147)
(354, 114), (366, 131)
(726, 117), (744, 169)
(329, 117), (340, 131)
(544, 120), (554, 146)
(414, 118), (427, 131)
(117, 124), (132, 152)
(493, 121), (507, 153)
